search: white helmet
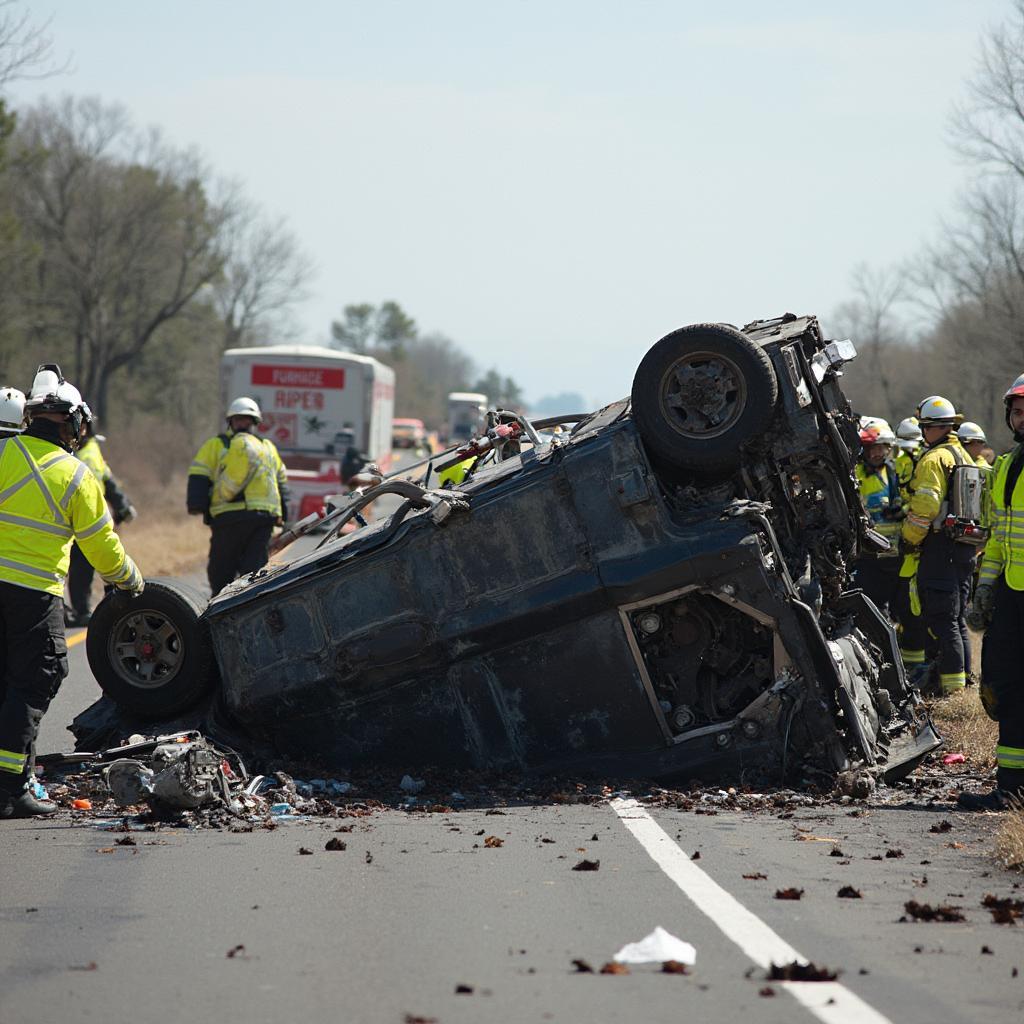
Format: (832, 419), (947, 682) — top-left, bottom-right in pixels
(917, 395), (958, 426)
(895, 416), (922, 451)
(226, 396), (262, 423)
(0, 387), (25, 432)
(957, 421), (987, 444)
(25, 364), (89, 438)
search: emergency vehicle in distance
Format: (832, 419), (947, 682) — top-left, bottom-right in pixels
(446, 391), (488, 442)
(220, 345), (395, 522)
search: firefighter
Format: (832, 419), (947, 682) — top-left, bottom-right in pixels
(0, 365), (143, 819)
(0, 387), (25, 438)
(957, 422), (990, 467)
(900, 396), (975, 696)
(852, 421), (903, 614)
(65, 417), (137, 626)
(894, 417), (923, 503)
(187, 397), (288, 598)
(959, 374), (1024, 810)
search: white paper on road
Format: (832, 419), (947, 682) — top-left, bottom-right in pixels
(613, 926), (696, 965)
(610, 798), (894, 1024)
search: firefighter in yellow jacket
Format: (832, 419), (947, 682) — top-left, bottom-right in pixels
(187, 397), (288, 597)
(66, 419), (137, 626)
(852, 420), (903, 613)
(900, 396), (976, 695)
(0, 365), (142, 819)
(959, 376), (1024, 810)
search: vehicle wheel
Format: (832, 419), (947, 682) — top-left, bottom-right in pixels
(631, 323), (778, 473)
(86, 578), (218, 720)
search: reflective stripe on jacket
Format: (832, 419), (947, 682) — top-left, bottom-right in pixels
(900, 433), (971, 547)
(855, 460), (901, 540)
(0, 435), (141, 596)
(189, 431), (286, 518)
(979, 448), (1024, 591)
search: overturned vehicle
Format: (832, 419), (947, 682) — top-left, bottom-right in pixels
(85, 315), (941, 784)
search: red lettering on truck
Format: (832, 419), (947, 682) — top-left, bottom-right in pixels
(252, 365), (346, 388)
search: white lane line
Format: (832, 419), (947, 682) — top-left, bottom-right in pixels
(610, 798), (894, 1024)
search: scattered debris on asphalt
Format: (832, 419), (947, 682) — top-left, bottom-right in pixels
(483, 835), (503, 848)
(454, 983), (474, 994)
(774, 888), (804, 900)
(930, 820), (953, 834)
(298, 847), (313, 855)
(571, 959), (594, 973)
(768, 962), (838, 982)
(661, 960), (689, 974)
(902, 901), (966, 922)
(759, 986), (776, 997)
(886, 848), (905, 859)
(600, 962), (630, 975)
(743, 872), (768, 880)
(982, 894), (1024, 924)
(572, 859), (600, 872)
(837, 886), (863, 899)
(325, 838), (347, 851)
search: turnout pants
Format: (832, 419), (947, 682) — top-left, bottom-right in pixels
(67, 542), (95, 616)
(982, 579), (1024, 797)
(207, 512), (275, 598)
(0, 583), (68, 795)
(920, 563), (974, 694)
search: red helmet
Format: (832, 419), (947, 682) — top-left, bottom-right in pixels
(1005, 373), (1024, 428)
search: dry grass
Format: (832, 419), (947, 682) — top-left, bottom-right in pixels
(124, 509), (208, 578)
(995, 804), (1024, 871)
(927, 688), (997, 770)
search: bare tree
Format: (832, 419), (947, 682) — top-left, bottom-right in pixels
(0, 0), (67, 89)
(215, 205), (314, 350)
(9, 95), (237, 417)
(830, 263), (909, 421)
(950, 0), (1024, 181)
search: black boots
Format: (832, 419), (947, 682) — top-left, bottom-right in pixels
(0, 790), (58, 818)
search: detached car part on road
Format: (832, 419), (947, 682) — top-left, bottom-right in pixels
(85, 315), (940, 784)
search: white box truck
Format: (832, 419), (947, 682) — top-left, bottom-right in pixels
(446, 391), (488, 442)
(221, 345), (396, 521)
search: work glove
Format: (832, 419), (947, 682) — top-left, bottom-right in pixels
(120, 505), (137, 524)
(966, 583), (994, 632)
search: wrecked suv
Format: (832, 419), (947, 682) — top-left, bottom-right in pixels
(85, 315), (940, 784)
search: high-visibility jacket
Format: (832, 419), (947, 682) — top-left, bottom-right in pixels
(855, 459), (902, 542)
(189, 430), (287, 518)
(901, 433), (974, 547)
(979, 447), (1024, 591)
(895, 450), (917, 505)
(77, 436), (110, 484)
(0, 434), (141, 596)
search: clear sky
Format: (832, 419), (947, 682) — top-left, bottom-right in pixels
(11, 1), (1010, 408)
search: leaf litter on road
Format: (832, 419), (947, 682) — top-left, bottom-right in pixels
(902, 900), (966, 922)
(774, 887), (804, 900)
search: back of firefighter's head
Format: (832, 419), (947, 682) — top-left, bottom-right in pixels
(1004, 373), (1024, 442)
(916, 396), (958, 447)
(858, 421), (894, 467)
(24, 364), (89, 449)
(226, 396), (262, 434)
(957, 421), (987, 458)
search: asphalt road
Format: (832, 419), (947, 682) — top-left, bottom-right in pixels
(2, 453), (1024, 1024)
